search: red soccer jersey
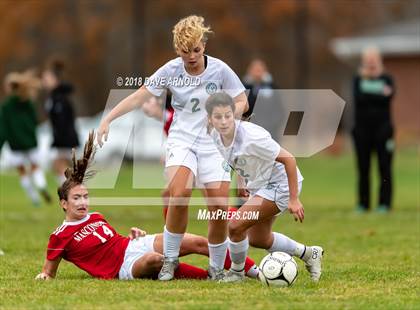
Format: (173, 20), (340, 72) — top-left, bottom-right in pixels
(46, 213), (130, 279)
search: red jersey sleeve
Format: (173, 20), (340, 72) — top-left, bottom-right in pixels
(46, 232), (68, 261)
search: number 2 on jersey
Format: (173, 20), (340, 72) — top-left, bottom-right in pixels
(92, 225), (114, 243)
(191, 98), (200, 112)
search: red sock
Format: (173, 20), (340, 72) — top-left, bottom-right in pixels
(174, 263), (208, 279)
(224, 249), (255, 273)
(228, 206), (238, 213)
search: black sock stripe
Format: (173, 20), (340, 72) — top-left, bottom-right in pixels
(299, 246), (307, 259)
(231, 267), (245, 272)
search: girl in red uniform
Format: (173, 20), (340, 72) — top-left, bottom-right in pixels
(35, 132), (258, 280)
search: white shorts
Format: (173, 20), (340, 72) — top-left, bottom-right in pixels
(252, 181), (303, 214)
(165, 144), (231, 186)
(118, 234), (156, 280)
(8, 148), (41, 167)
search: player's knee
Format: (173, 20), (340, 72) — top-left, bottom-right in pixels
(145, 253), (163, 271)
(196, 237), (208, 253)
(207, 202), (228, 213)
(228, 221), (246, 239)
(169, 186), (192, 200)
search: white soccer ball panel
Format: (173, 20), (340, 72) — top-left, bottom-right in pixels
(267, 279), (289, 287)
(261, 259), (283, 279)
(282, 261), (298, 284)
(271, 251), (293, 261)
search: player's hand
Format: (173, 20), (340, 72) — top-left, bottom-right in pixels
(383, 85), (392, 96)
(97, 120), (110, 147)
(237, 187), (249, 199)
(129, 227), (146, 240)
(35, 272), (52, 280)
(288, 198), (304, 223)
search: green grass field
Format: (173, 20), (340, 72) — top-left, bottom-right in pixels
(0, 148), (419, 309)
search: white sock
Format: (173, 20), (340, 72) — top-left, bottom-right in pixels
(20, 175), (40, 204)
(268, 232), (306, 258)
(228, 237), (248, 272)
(246, 264), (259, 278)
(208, 239), (228, 270)
(32, 168), (47, 190)
(163, 226), (183, 260)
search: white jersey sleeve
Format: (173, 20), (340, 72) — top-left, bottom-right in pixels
(220, 61), (245, 98)
(243, 123), (281, 162)
(145, 62), (170, 96)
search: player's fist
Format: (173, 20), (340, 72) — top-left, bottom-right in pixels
(97, 120), (110, 147)
(129, 227), (146, 240)
(35, 272), (51, 280)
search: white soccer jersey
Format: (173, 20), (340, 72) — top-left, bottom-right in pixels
(210, 120), (304, 193)
(146, 55), (245, 149)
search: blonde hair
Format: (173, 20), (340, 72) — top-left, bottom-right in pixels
(172, 15), (213, 52)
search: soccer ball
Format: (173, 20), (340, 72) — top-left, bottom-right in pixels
(258, 252), (298, 287)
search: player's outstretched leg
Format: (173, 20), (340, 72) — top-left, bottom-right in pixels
(158, 166), (193, 281)
(250, 224), (324, 282)
(246, 200), (324, 282)
(268, 232), (323, 282)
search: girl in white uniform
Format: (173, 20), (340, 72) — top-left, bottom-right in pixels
(206, 92), (323, 283)
(97, 16), (248, 281)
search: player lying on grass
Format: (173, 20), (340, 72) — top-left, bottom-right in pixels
(206, 93), (324, 283)
(35, 132), (259, 280)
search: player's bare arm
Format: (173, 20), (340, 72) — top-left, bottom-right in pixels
(275, 148), (304, 222)
(97, 85), (154, 146)
(35, 257), (62, 280)
(233, 92), (248, 119)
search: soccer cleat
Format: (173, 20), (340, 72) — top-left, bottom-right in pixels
(158, 257), (179, 281)
(208, 265), (225, 281)
(219, 269), (245, 283)
(356, 205), (368, 213)
(377, 205), (390, 213)
(304, 246), (324, 282)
